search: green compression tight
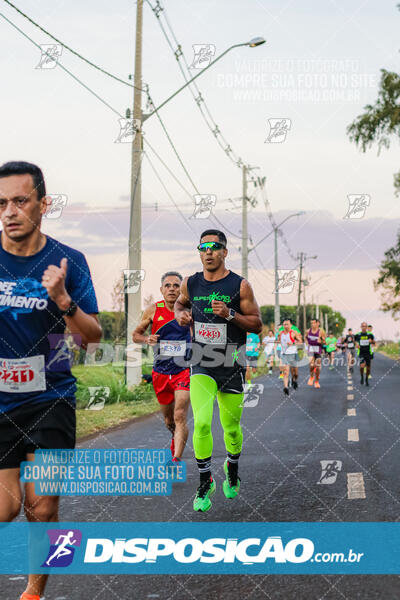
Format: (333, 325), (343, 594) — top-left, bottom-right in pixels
(190, 374), (244, 460)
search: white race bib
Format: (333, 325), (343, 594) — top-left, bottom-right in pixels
(159, 340), (187, 356)
(360, 339), (370, 346)
(308, 345), (319, 352)
(0, 355), (46, 393)
(195, 321), (227, 345)
(347, 342), (354, 348)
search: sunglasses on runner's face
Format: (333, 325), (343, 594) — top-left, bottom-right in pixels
(197, 241), (226, 252)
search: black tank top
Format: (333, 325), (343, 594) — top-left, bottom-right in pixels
(187, 270), (246, 367)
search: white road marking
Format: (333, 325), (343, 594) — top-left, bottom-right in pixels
(348, 428), (359, 442)
(347, 386), (353, 391)
(347, 408), (356, 416)
(347, 394), (354, 400)
(347, 472), (366, 499)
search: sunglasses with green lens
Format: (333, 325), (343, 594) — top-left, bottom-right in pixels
(197, 241), (226, 252)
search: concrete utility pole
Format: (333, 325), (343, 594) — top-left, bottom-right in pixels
(241, 165), (248, 279)
(296, 252), (304, 328)
(302, 279), (307, 338)
(126, 0), (143, 387)
(274, 227), (280, 333)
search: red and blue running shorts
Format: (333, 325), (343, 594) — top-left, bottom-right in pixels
(152, 369), (190, 405)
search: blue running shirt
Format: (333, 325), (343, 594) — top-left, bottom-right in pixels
(0, 234), (98, 412)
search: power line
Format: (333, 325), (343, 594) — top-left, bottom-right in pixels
(2, 0), (144, 91)
(144, 151), (196, 235)
(0, 11), (123, 117)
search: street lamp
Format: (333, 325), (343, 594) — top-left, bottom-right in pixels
(249, 211), (305, 332)
(142, 37), (266, 121)
(126, 21), (266, 387)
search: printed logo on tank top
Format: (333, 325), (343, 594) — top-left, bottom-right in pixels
(193, 291), (231, 313)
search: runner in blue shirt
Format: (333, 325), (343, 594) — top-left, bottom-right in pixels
(0, 161), (102, 600)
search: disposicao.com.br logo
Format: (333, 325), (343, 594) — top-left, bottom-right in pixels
(82, 536), (363, 566)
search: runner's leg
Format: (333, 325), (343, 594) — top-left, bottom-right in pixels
(23, 454), (60, 598)
(217, 390), (244, 492)
(173, 389), (190, 459)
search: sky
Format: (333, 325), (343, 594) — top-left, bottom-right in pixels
(1, 0), (399, 337)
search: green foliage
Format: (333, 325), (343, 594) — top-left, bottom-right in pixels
(374, 231), (400, 317)
(260, 304), (346, 333)
(98, 311), (126, 342)
(347, 65), (400, 195)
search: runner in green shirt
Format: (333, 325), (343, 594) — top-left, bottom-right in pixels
(325, 332), (337, 370)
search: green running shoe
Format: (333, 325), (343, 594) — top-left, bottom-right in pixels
(223, 459), (241, 499)
(193, 478), (216, 512)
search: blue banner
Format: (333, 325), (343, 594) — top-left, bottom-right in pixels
(0, 522), (399, 574)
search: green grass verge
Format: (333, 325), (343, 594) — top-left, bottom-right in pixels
(73, 364), (159, 439)
(377, 343), (400, 360)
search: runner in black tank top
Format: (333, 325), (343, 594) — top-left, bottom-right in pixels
(175, 229), (262, 512)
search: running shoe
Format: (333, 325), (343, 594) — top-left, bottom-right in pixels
(268, 369), (273, 375)
(193, 478), (216, 512)
(314, 381), (321, 389)
(368, 374), (372, 379)
(307, 376), (314, 386)
(279, 373), (284, 379)
(292, 380), (298, 390)
(360, 375), (364, 385)
(19, 594), (40, 600)
(223, 459), (240, 499)
(170, 436), (175, 458)
(283, 387), (289, 396)
(365, 378), (369, 387)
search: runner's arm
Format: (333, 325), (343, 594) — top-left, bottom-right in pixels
(174, 277), (193, 326)
(63, 311), (102, 347)
(132, 304), (157, 344)
(235, 280), (263, 333)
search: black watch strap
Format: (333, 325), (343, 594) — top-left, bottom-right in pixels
(60, 299), (78, 317)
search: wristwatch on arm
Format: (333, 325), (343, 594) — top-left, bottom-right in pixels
(59, 299), (78, 317)
(226, 308), (236, 322)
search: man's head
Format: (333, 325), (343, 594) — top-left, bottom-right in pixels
(160, 271), (182, 303)
(361, 321), (367, 332)
(367, 324), (373, 331)
(198, 229), (227, 272)
(311, 318), (318, 329)
(0, 161), (47, 242)
(268, 329), (274, 336)
(329, 332), (333, 337)
(348, 328), (352, 334)
(283, 318), (292, 332)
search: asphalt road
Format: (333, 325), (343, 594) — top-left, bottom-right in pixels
(4, 352), (400, 599)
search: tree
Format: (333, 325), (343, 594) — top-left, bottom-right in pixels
(347, 6), (400, 195)
(374, 231), (400, 317)
(110, 274), (126, 342)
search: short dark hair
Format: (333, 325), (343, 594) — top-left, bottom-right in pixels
(348, 328), (352, 331)
(0, 161), (46, 200)
(200, 229), (227, 246)
(283, 317), (292, 323)
(368, 324), (373, 328)
(311, 317), (317, 321)
(161, 271), (183, 284)
(268, 329), (273, 334)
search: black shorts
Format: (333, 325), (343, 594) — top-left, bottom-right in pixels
(190, 365), (245, 394)
(359, 354), (372, 367)
(0, 399), (76, 470)
(246, 355), (258, 367)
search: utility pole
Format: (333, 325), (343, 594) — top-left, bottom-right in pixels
(302, 279), (307, 338)
(296, 252), (304, 328)
(274, 227), (280, 332)
(241, 165), (248, 279)
(126, 0), (143, 387)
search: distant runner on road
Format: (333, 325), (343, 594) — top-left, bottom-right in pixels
(278, 318), (303, 396)
(306, 318), (326, 389)
(355, 322), (375, 386)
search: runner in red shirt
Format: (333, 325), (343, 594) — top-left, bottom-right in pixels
(132, 272), (191, 460)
